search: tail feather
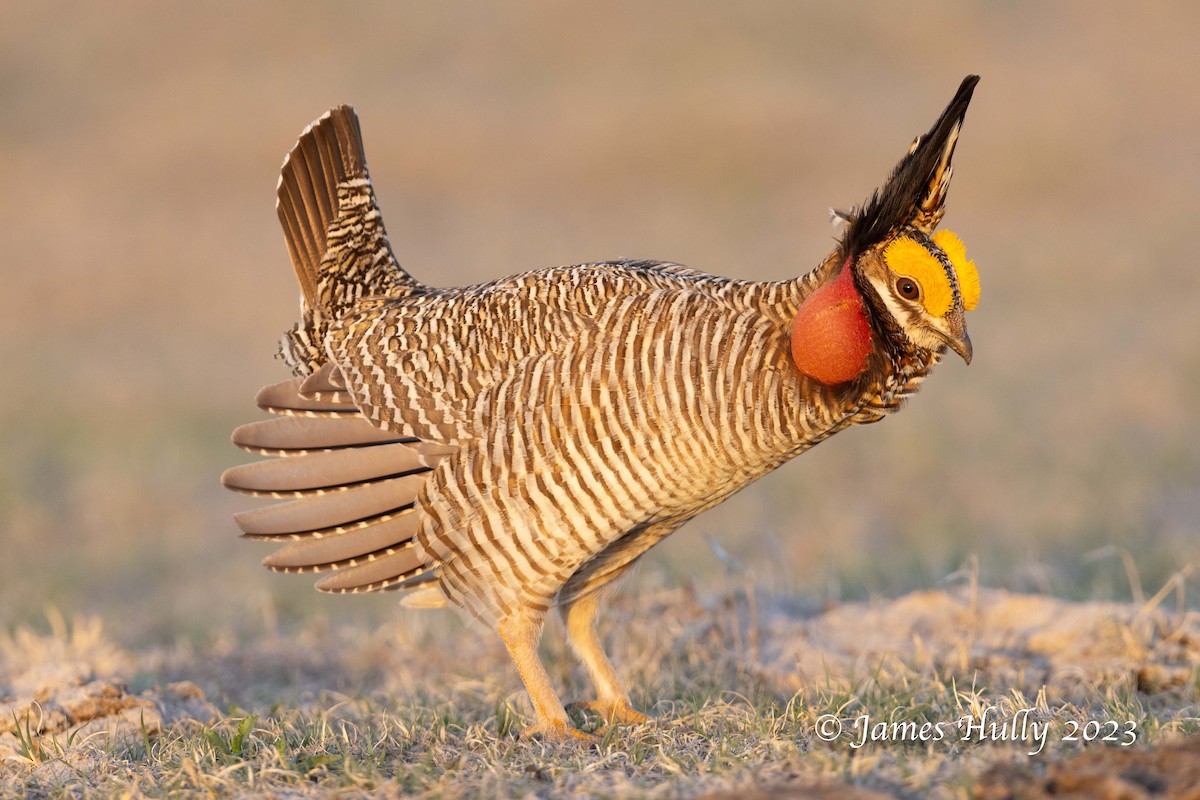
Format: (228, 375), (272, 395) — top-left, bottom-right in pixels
(276, 162), (322, 306)
(275, 105), (422, 374)
(276, 105), (368, 310)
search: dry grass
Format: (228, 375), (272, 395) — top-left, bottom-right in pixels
(4, 578), (1199, 798)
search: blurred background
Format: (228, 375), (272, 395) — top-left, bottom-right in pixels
(2, 1), (1197, 647)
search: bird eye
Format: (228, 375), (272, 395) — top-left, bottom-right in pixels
(895, 277), (921, 301)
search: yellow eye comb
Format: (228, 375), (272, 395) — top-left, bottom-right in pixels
(932, 229), (980, 311)
(883, 237), (954, 317)
(883, 231), (980, 316)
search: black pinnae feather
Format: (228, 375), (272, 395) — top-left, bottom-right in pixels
(843, 75), (979, 259)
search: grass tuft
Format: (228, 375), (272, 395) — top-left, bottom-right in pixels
(2, 583), (1199, 798)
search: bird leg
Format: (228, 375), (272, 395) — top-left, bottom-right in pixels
(497, 612), (594, 742)
(560, 590), (650, 726)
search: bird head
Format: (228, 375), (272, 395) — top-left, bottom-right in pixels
(791, 75), (981, 385)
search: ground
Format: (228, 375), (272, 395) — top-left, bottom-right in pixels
(4, 581), (1198, 798)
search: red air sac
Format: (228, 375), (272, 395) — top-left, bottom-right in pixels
(790, 263), (873, 385)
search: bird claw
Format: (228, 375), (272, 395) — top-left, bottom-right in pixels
(566, 699), (651, 726)
(519, 719), (597, 743)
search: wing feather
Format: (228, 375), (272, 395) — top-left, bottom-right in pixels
(221, 441), (447, 496)
(298, 361), (353, 403)
(315, 548), (427, 593)
(233, 474), (425, 536)
(256, 377), (359, 417)
(231, 415), (411, 455)
(262, 510), (422, 571)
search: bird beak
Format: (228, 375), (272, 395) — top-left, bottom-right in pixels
(935, 310), (973, 364)
(948, 331), (973, 365)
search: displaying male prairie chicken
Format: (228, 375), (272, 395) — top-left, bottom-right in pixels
(223, 76), (981, 740)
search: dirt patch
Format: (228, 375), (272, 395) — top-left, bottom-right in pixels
(976, 734), (1200, 799)
(695, 734), (1200, 800)
(0, 614), (217, 768)
(759, 587), (1199, 702)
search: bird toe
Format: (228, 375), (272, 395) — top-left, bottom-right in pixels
(567, 699), (652, 726)
(519, 719), (597, 744)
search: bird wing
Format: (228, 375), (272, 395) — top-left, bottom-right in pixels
(327, 268), (799, 442)
(324, 274), (610, 445)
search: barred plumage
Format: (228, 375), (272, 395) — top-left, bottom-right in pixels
(224, 76), (981, 739)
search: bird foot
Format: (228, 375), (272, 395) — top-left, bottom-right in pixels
(519, 718), (597, 743)
(566, 699), (651, 726)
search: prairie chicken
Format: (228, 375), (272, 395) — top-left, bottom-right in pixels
(224, 76), (981, 740)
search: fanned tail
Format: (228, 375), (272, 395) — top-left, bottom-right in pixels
(275, 105), (422, 375)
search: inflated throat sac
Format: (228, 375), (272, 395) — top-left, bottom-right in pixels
(790, 263), (872, 385)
